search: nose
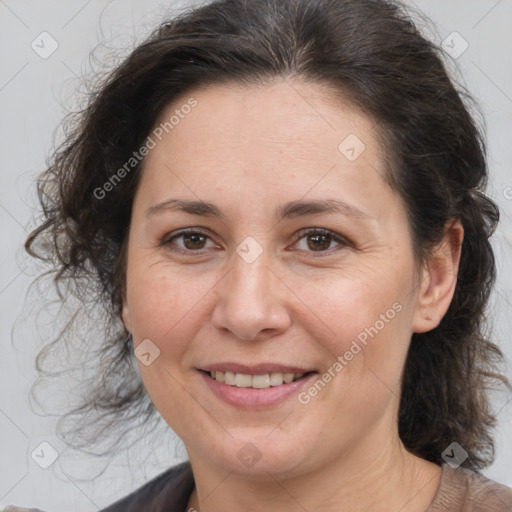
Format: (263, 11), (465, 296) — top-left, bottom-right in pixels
(211, 250), (292, 341)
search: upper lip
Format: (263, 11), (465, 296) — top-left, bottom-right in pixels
(200, 363), (316, 375)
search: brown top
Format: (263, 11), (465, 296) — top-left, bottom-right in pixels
(425, 463), (512, 511)
(3, 461), (511, 511)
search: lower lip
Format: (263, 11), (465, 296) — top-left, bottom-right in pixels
(199, 371), (318, 409)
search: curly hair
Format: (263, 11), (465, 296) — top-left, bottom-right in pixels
(25, 0), (510, 468)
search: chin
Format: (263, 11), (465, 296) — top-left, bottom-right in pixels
(196, 432), (315, 479)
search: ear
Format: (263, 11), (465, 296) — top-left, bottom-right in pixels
(412, 219), (464, 333)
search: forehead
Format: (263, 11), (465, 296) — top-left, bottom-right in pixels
(145, 79), (387, 179)
(158, 80), (374, 146)
(134, 79), (398, 225)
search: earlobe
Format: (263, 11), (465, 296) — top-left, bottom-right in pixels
(412, 219), (464, 333)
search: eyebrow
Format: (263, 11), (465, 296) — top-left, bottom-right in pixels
(145, 198), (370, 222)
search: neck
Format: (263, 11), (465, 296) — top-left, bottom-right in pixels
(186, 432), (441, 512)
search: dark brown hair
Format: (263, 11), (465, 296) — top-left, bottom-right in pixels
(25, 0), (509, 468)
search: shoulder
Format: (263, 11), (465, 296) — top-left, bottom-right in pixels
(101, 460), (195, 512)
(1, 508), (45, 512)
(1, 462), (194, 512)
(428, 463), (512, 511)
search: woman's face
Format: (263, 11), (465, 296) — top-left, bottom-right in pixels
(122, 80), (431, 477)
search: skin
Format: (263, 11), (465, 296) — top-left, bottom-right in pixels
(121, 79), (463, 512)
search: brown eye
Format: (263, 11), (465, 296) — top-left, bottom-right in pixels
(306, 232), (332, 251)
(294, 228), (348, 256)
(181, 232), (207, 250)
(161, 229), (216, 253)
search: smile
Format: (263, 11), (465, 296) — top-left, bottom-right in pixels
(209, 370), (307, 388)
(198, 368), (318, 409)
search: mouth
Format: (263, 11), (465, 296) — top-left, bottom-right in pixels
(197, 364), (319, 409)
(201, 369), (313, 389)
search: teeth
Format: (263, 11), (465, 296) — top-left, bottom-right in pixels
(252, 374), (270, 389)
(269, 373), (284, 386)
(283, 373), (294, 383)
(209, 371), (306, 388)
(235, 373), (252, 387)
(224, 371), (236, 385)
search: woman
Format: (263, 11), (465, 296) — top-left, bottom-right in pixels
(5, 0), (512, 510)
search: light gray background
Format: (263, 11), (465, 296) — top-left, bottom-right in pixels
(1, 0), (511, 510)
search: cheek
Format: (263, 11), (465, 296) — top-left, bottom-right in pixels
(293, 276), (411, 441)
(292, 266), (413, 406)
(298, 267), (409, 349)
(125, 263), (215, 354)
(124, 264), (214, 425)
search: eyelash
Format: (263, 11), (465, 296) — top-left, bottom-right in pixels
(159, 227), (349, 257)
